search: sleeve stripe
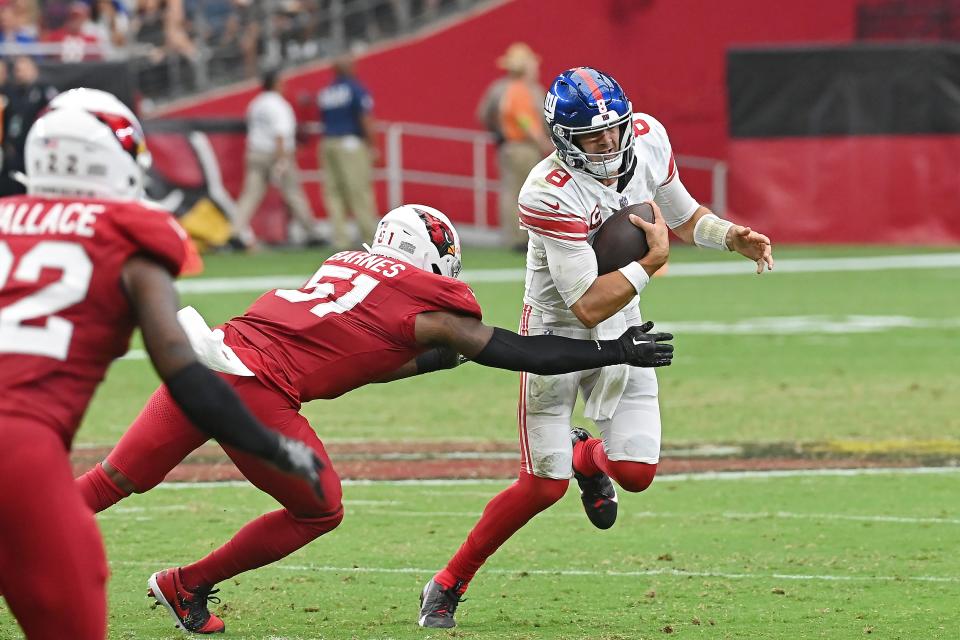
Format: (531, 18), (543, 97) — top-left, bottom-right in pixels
(519, 210), (589, 237)
(518, 203), (584, 222)
(519, 222), (588, 242)
(660, 153), (677, 186)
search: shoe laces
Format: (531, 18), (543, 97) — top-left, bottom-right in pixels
(192, 585), (221, 606)
(181, 584), (220, 627)
(430, 582), (466, 617)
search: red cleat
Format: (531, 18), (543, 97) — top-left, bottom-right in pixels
(147, 568), (225, 634)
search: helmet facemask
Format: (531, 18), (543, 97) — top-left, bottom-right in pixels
(551, 105), (635, 180)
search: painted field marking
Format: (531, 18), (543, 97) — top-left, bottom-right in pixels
(720, 511), (960, 525)
(150, 465), (960, 490)
(98, 501), (960, 526)
(345, 508), (960, 526)
(115, 311), (960, 363)
(110, 559), (959, 584)
(175, 252), (960, 294)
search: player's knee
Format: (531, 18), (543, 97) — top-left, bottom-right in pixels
(606, 461), (657, 493)
(290, 505), (345, 539)
(519, 473), (569, 508)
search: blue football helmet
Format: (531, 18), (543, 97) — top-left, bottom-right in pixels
(544, 67), (634, 179)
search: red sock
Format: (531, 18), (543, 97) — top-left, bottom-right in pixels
(179, 508), (343, 589)
(572, 437), (606, 477)
(572, 440), (658, 492)
(75, 463), (129, 513)
(435, 473), (567, 593)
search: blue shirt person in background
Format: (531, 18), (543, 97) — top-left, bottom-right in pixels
(317, 54), (380, 249)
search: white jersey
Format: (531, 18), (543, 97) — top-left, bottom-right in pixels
(518, 113), (700, 326)
(245, 91), (297, 155)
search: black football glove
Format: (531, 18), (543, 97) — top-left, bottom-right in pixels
(271, 435), (325, 498)
(617, 321), (674, 367)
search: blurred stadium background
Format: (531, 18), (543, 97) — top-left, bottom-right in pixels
(4, 0), (958, 246)
(1, 1), (958, 639)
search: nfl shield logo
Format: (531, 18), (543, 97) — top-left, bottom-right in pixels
(619, 196), (628, 208)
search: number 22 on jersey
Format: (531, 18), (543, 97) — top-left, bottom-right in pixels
(0, 240), (93, 360)
(274, 264), (378, 317)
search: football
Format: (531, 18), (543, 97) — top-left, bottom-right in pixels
(591, 203), (655, 275)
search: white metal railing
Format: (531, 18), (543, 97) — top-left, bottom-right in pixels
(300, 121), (728, 231)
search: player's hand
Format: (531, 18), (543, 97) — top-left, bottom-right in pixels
(271, 435), (325, 498)
(725, 225), (774, 273)
(629, 201), (670, 275)
(617, 321), (674, 367)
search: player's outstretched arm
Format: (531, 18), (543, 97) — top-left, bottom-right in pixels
(671, 205), (774, 273)
(415, 312), (674, 374)
(121, 256), (324, 495)
(372, 347), (462, 382)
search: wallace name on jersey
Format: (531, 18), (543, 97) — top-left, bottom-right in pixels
(0, 200), (106, 238)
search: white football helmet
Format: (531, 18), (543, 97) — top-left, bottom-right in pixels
(368, 204), (462, 279)
(24, 87), (151, 200)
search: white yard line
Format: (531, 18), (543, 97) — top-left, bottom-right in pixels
(109, 559), (959, 584)
(720, 511), (960, 525)
(148, 466), (960, 491)
(176, 252), (960, 294)
(96, 504), (960, 526)
(115, 312), (960, 363)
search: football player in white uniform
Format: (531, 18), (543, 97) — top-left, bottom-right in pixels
(418, 67), (774, 628)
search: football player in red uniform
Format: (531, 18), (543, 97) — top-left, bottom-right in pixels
(0, 90), (324, 640)
(74, 202), (674, 634)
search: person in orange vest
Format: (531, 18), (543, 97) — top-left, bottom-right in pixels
(479, 43), (554, 251)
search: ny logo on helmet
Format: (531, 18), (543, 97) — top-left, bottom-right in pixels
(544, 92), (558, 121)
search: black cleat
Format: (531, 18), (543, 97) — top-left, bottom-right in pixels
(418, 578), (465, 629)
(571, 427), (618, 530)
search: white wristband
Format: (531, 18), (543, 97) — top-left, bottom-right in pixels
(693, 213), (734, 251)
(618, 261), (650, 295)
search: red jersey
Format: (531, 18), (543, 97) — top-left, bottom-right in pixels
(0, 196), (187, 443)
(222, 250), (482, 405)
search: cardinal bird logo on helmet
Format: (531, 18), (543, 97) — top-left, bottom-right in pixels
(414, 207), (457, 257)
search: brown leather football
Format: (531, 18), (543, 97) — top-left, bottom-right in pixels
(591, 203), (655, 275)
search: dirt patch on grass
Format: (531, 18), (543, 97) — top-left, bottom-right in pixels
(70, 440), (959, 482)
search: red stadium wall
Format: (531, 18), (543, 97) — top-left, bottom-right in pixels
(151, 0), (960, 244)
(729, 136), (960, 243)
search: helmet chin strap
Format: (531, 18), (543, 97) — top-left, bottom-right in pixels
(584, 153), (624, 178)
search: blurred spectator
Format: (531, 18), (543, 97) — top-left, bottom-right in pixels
(486, 42), (552, 251)
(216, 0), (259, 78)
(89, 0), (131, 59)
(1, 1), (38, 47)
(233, 69), (322, 250)
(132, 0), (195, 63)
(317, 54), (378, 250)
(43, 1), (103, 62)
(40, 0), (71, 31)
(0, 55), (56, 195)
(12, 0), (38, 37)
(0, 60), (7, 173)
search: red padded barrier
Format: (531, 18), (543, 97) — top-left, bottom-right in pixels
(153, 0), (875, 241)
(729, 136), (960, 243)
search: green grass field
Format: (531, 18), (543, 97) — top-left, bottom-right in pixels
(2, 245), (959, 639)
